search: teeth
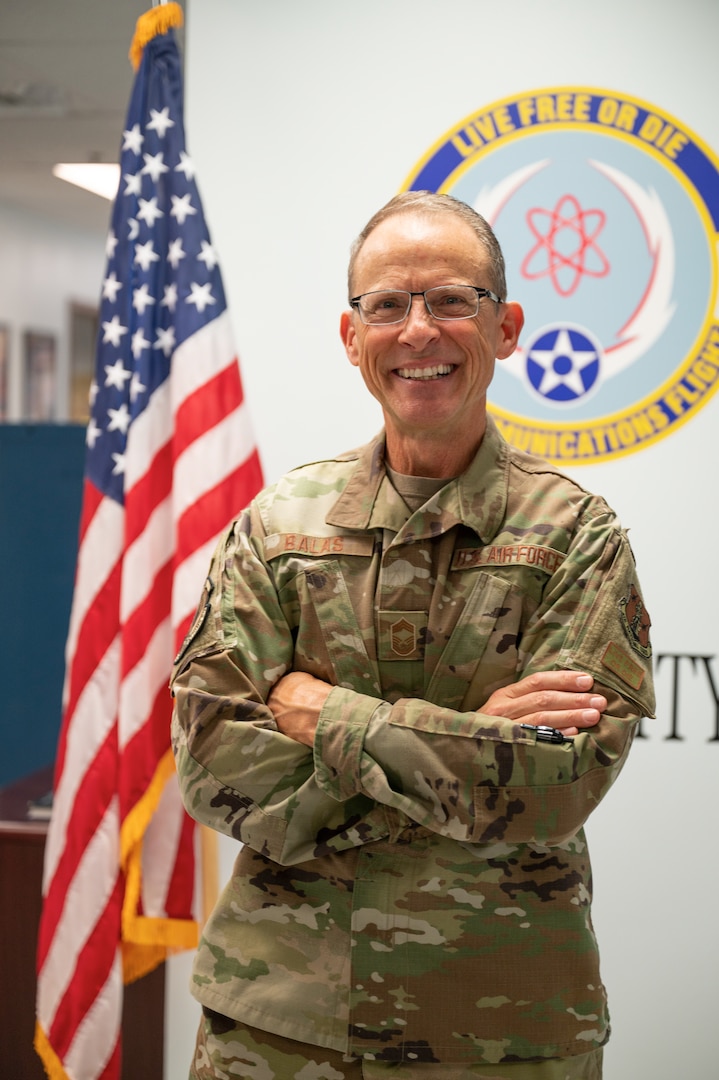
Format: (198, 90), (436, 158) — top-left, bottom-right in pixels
(397, 364), (453, 380)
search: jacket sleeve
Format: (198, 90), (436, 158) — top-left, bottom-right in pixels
(172, 504), (655, 864)
(170, 507), (392, 865)
(312, 514), (655, 848)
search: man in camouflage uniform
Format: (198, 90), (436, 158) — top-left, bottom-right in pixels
(171, 192), (655, 1079)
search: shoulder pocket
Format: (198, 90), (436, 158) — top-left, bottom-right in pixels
(173, 575), (214, 669)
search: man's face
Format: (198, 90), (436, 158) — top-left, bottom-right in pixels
(340, 212), (523, 471)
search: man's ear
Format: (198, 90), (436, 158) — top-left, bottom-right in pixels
(496, 301), (525, 360)
(340, 310), (360, 367)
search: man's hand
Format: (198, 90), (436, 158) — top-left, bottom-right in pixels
(268, 670), (332, 747)
(481, 671), (606, 737)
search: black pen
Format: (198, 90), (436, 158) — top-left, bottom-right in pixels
(520, 723), (573, 744)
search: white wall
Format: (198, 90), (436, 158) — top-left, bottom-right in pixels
(165, 2), (719, 1076)
(0, 203), (106, 419)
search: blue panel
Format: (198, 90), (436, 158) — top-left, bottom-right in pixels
(0, 425), (85, 787)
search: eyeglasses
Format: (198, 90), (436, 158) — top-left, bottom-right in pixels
(349, 285), (502, 326)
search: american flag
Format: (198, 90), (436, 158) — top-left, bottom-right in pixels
(35, 11), (263, 1079)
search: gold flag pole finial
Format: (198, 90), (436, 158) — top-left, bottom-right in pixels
(129, 2), (184, 71)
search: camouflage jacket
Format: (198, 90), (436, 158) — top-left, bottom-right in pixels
(170, 417), (655, 1066)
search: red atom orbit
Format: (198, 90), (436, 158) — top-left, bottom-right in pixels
(521, 194), (610, 297)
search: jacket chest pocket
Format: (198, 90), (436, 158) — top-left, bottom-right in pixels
(293, 558), (383, 696)
(424, 570), (523, 711)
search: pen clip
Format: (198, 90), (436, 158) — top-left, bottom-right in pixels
(520, 723), (571, 744)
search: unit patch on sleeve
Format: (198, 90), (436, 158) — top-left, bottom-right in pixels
(619, 583), (652, 658)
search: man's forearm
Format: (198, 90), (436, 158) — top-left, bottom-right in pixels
(268, 668), (607, 746)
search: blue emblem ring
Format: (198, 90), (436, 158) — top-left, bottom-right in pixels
(402, 87), (719, 463)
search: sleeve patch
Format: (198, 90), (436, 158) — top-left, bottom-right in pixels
(601, 640), (645, 691)
(173, 575), (214, 665)
(619, 584), (652, 658)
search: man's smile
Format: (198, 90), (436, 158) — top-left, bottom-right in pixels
(395, 363), (456, 381)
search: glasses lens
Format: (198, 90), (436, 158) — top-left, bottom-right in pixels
(358, 291), (410, 324)
(425, 286), (479, 320)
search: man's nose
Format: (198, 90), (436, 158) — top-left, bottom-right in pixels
(398, 294), (440, 342)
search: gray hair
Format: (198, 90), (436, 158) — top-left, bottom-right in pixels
(347, 191), (507, 301)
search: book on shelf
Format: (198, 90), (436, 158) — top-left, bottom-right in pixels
(27, 789), (53, 821)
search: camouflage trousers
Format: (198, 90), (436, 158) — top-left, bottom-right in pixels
(190, 1009), (603, 1080)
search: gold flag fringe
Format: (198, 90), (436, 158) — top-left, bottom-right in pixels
(129, 2), (184, 71)
(119, 747), (199, 984)
(34, 1022), (67, 1080)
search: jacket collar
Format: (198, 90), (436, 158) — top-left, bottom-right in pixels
(326, 416), (510, 543)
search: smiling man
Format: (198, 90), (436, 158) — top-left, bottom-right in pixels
(171, 192), (655, 1080)
(341, 203), (522, 478)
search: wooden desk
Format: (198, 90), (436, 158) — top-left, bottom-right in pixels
(0, 768), (165, 1079)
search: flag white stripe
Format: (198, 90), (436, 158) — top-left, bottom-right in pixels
(124, 381), (173, 491)
(172, 402), (257, 520)
(38, 798), (120, 1024)
(141, 774), (187, 918)
(64, 953), (123, 1080)
(62, 499), (123, 687)
(43, 638), (121, 890)
(171, 309), (236, 409)
(118, 616), (173, 748)
(120, 495), (173, 623)
(171, 537), (221, 632)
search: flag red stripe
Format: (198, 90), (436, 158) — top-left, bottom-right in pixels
(77, 477), (104, 547)
(174, 611), (194, 655)
(54, 488), (120, 787)
(98, 1040), (121, 1080)
(174, 362), (244, 458)
(58, 560), (122, 753)
(120, 683), (175, 820)
(122, 368), (245, 555)
(48, 876), (124, 1057)
(176, 452), (263, 558)
(124, 441), (173, 550)
(120, 558), (173, 679)
(37, 728), (118, 967)
(163, 807), (197, 919)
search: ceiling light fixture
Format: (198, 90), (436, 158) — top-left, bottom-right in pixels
(52, 162), (120, 201)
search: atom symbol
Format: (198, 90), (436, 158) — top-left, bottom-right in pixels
(521, 194), (610, 297)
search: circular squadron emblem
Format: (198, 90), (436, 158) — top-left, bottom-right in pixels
(403, 88), (719, 463)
